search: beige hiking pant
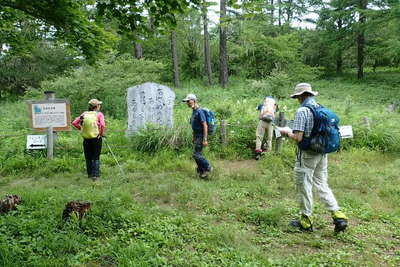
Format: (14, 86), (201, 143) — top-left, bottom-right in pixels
(294, 150), (340, 217)
(256, 120), (273, 151)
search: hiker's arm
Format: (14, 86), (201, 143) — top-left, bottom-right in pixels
(98, 112), (106, 137)
(286, 108), (306, 143)
(202, 121), (208, 146)
(72, 114), (83, 130)
(288, 131), (304, 143)
(279, 127), (303, 142)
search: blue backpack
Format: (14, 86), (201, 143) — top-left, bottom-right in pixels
(201, 108), (217, 135)
(298, 104), (341, 153)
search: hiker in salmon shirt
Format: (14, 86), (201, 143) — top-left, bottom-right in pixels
(72, 99), (106, 181)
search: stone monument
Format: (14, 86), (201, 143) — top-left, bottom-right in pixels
(127, 82), (175, 134)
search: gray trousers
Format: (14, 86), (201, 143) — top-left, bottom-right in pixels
(294, 150), (340, 217)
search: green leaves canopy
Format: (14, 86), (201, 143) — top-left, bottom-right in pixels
(1, 0), (113, 62)
(1, 0), (200, 61)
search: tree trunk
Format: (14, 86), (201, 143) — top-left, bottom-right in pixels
(131, 25), (143, 59)
(219, 0), (228, 88)
(278, 0), (282, 27)
(336, 53), (343, 74)
(270, 0), (274, 25)
(357, 0), (367, 79)
(336, 19), (343, 74)
(171, 31), (180, 88)
(357, 32), (364, 79)
(286, 0), (293, 24)
(203, 3), (213, 86)
(134, 43), (143, 59)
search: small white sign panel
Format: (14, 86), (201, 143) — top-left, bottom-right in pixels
(32, 103), (67, 128)
(339, 125), (353, 139)
(274, 127), (282, 139)
(27, 135), (47, 150)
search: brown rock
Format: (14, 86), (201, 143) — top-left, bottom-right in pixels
(0, 195), (22, 214)
(62, 200), (91, 221)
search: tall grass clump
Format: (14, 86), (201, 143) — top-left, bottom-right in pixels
(343, 126), (400, 152)
(129, 125), (192, 152)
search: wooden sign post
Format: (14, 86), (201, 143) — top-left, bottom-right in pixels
(275, 112), (286, 153)
(27, 91), (71, 159)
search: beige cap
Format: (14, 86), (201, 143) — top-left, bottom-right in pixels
(182, 93), (197, 102)
(290, 83), (318, 98)
(88, 99), (103, 106)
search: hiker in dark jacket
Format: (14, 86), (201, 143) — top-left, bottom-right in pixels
(279, 83), (348, 232)
(72, 99), (106, 181)
(183, 94), (212, 178)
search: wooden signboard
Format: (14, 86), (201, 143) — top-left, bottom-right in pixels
(27, 99), (71, 131)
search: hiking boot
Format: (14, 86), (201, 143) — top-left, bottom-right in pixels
(332, 210), (348, 233)
(290, 214), (313, 232)
(200, 167), (213, 179)
(255, 150), (262, 160)
(199, 172), (207, 178)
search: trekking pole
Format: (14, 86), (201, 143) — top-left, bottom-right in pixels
(103, 137), (127, 179)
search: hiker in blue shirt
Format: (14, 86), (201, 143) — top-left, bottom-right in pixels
(183, 94), (212, 178)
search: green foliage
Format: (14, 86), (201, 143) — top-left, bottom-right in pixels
(1, 0), (115, 62)
(1, 71), (400, 265)
(129, 125), (192, 152)
(229, 20), (317, 80)
(0, 8), (41, 56)
(0, 42), (78, 99)
(239, 206), (287, 227)
(344, 126), (400, 152)
(310, 0), (400, 75)
(29, 55), (168, 118)
(0, 143), (399, 265)
(96, 0), (201, 36)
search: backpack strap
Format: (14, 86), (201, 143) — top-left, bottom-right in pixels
(303, 103), (323, 136)
(297, 104), (320, 151)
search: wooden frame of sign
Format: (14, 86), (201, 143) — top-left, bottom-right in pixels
(27, 99), (71, 131)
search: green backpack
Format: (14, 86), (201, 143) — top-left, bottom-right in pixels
(81, 111), (99, 139)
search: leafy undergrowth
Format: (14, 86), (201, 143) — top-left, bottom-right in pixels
(1, 73), (400, 265)
(0, 150), (399, 266)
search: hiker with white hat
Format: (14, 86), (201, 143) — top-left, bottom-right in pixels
(182, 94), (213, 178)
(255, 96), (277, 160)
(279, 83), (348, 232)
(72, 99), (106, 181)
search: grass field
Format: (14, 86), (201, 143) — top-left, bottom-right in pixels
(0, 72), (399, 266)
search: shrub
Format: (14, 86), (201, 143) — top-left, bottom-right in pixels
(342, 126), (400, 153)
(26, 55), (168, 118)
(0, 42), (78, 100)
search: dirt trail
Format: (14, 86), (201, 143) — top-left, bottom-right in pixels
(214, 159), (262, 176)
